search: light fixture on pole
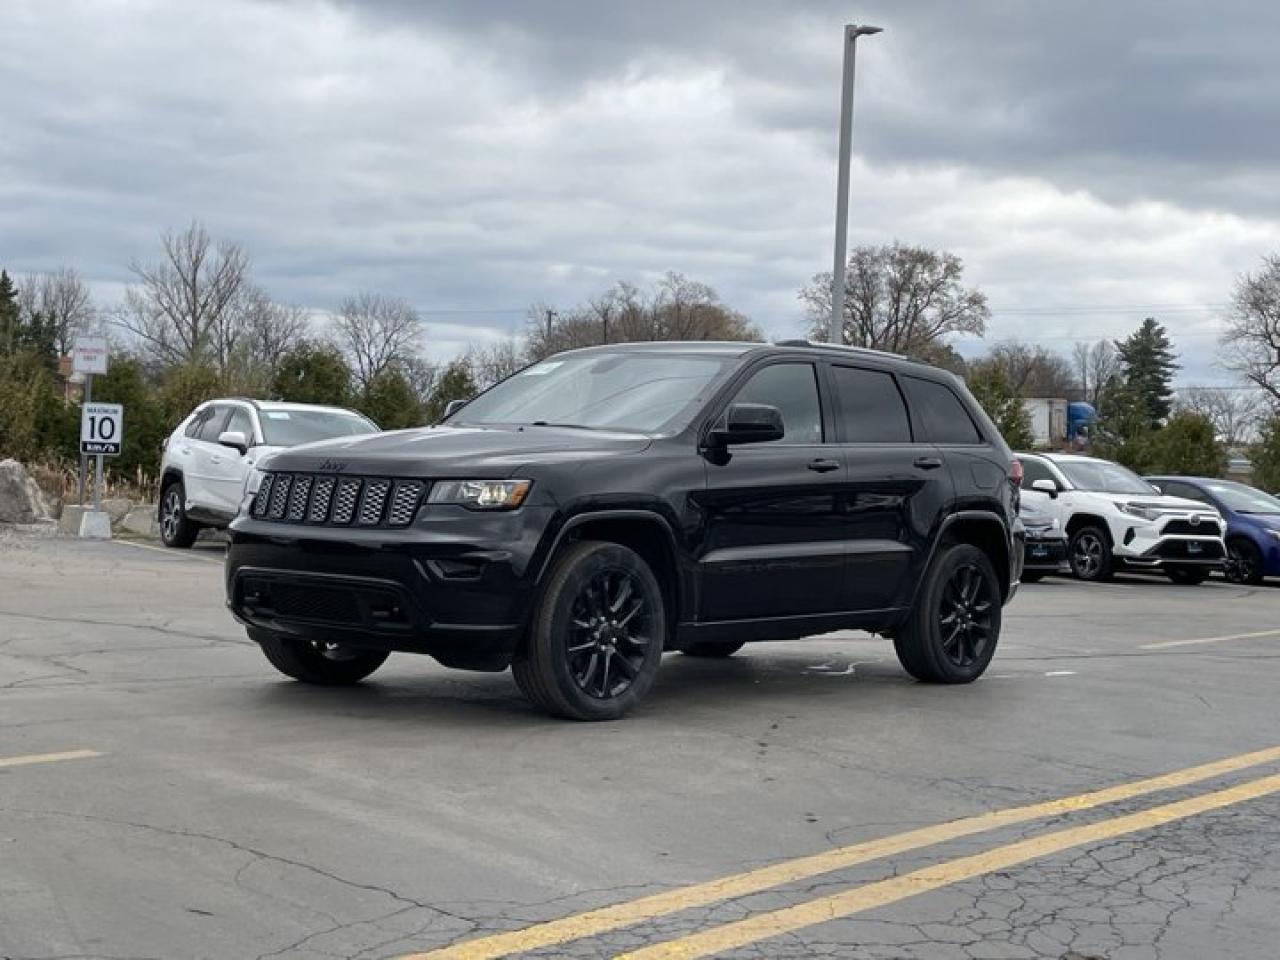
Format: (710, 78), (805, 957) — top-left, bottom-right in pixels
(829, 23), (882, 344)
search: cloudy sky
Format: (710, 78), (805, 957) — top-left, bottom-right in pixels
(4, 0), (1280, 384)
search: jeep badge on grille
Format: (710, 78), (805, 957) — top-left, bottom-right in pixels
(317, 459), (348, 472)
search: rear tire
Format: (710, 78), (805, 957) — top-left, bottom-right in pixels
(252, 629), (389, 685)
(680, 640), (745, 658)
(159, 480), (199, 548)
(1224, 538), (1264, 585)
(513, 540), (665, 721)
(1068, 526), (1113, 582)
(1165, 565), (1208, 585)
(894, 543), (1001, 684)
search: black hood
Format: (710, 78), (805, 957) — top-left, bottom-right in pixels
(257, 423), (652, 478)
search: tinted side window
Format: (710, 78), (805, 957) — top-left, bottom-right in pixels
(831, 366), (911, 443)
(1019, 457), (1058, 488)
(184, 408), (209, 439)
(730, 363), (823, 444)
(196, 405), (231, 442)
(904, 377), (983, 445)
(1163, 481), (1209, 504)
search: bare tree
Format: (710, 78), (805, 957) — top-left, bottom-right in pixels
(332, 292), (424, 390)
(526, 274), (760, 360)
(800, 243), (989, 355)
(1177, 387), (1264, 446)
(1222, 254), (1280, 405)
(226, 290), (312, 393)
(118, 221), (251, 371)
(18, 268), (95, 356)
(466, 338), (526, 390)
(981, 341), (1077, 397)
(1072, 339), (1121, 407)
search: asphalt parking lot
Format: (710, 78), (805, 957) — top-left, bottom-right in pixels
(2, 527), (1279, 960)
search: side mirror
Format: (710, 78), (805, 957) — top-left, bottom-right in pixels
(1148, 483), (1163, 495)
(217, 430), (249, 455)
(710, 403), (785, 446)
(1030, 478), (1059, 498)
(443, 398), (469, 419)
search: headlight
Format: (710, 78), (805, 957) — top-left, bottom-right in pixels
(1118, 502), (1160, 521)
(428, 479), (532, 510)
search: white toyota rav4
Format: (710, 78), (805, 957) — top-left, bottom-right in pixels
(158, 398), (378, 547)
(1016, 453), (1226, 584)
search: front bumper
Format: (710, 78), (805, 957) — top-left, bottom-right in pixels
(225, 513), (550, 671)
(1023, 536), (1067, 570)
(1113, 514), (1226, 568)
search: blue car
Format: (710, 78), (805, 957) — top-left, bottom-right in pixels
(1145, 476), (1280, 584)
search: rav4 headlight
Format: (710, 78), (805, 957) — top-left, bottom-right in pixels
(1118, 502), (1160, 521)
(428, 479), (532, 510)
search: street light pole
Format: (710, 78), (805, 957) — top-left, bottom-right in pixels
(830, 23), (882, 344)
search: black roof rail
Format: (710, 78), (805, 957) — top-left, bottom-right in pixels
(772, 339), (909, 361)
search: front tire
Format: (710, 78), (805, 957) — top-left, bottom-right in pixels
(1165, 565), (1208, 585)
(1224, 538), (1264, 585)
(1068, 526), (1113, 582)
(252, 629), (389, 685)
(513, 540), (665, 721)
(159, 481), (199, 548)
(894, 543), (1001, 684)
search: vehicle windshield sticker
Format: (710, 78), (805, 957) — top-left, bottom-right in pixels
(523, 362), (562, 376)
(265, 411), (291, 419)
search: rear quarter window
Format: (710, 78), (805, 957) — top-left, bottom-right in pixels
(902, 376), (983, 445)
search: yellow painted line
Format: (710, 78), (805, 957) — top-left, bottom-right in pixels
(1142, 628), (1280, 650)
(403, 745), (1280, 960)
(618, 771), (1280, 960)
(0, 749), (102, 770)
(112, 539), (223, 565)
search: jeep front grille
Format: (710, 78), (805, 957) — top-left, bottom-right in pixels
(251, 473), (427, 528)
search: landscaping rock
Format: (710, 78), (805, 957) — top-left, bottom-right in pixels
(118, 505), (158, 538)
(100, 498), (133, 525)
(0, 459), (52, 524)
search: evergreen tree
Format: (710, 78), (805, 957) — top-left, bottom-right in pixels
(1251, 417), (1280, 494)
(424, 359), (478, 423)
(0, 270), (20, 354)
(358, 366), (422, 430)
(965, 363), (1035, 450)
(1115, 317), (1178, 428)
(1091, 379), (1155, 473)
(1145, 411), (1225, 477)
(271, 342), (353, 407)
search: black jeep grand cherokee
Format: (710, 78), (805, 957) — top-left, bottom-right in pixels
(227, 340), (1023, 720)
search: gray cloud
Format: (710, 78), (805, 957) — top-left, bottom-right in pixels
(2, 0), (1279, 386)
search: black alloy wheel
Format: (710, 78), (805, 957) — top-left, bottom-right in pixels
(1068, 526), (1113, 582)
(1224, 538), (1264, 586)
(513, 540), (665, 721)
(893, 542), (1001, 684)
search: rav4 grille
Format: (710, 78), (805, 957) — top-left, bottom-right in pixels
(252, 473), (427, 528)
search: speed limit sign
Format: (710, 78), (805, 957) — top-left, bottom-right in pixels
(81, 403), (124, 456)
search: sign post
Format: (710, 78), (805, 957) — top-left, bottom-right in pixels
(72, 337), (110, 506)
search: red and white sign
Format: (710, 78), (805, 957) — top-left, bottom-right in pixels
(72, 336), (109, 376)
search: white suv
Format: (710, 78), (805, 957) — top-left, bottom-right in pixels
(158, 399), (378, 548)
(1016, 453), (1226, 584)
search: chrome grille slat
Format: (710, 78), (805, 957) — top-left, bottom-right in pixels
(388, 480), (424, 527)
(267, 474), (292, 519)
(331, 477), (363, 525)
(358, 479), (392, 525)
(287, 475), (312, 521)
(308, 476), (336, 523)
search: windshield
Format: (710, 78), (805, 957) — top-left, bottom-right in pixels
(452, 352), (737, 433)
(259, 409), (378, 446)
(1202, 480), (1280, 515)
(1057, 459), (1156, 495)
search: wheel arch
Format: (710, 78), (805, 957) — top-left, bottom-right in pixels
(933, 510), (1013, 601)
(535, 510), (685, 638)
(1064, 513), (1114, 544)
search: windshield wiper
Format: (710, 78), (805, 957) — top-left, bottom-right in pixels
(529, 421), (596, 430)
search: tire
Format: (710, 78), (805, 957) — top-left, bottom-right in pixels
(1165, 565), (1208, 586)
(893, 543), (1001, 684)
(680, 640), (746, 658)
(252, 628), (389, 685)
(159, 480), (200, 548)
(1224, 538), (1264, 586)
(512, 540), (665, 721)
(1068, 525), (1113, 582)
(1020, 569), (1047, 584)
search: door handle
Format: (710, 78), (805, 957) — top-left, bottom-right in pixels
(807, 458), (841, 473)
(209, 455), (222, 465)
(913, 456), (944, 470)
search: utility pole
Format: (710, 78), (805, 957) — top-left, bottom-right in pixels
(545, 308), (557, 338)
(830, 23), (882, 344)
